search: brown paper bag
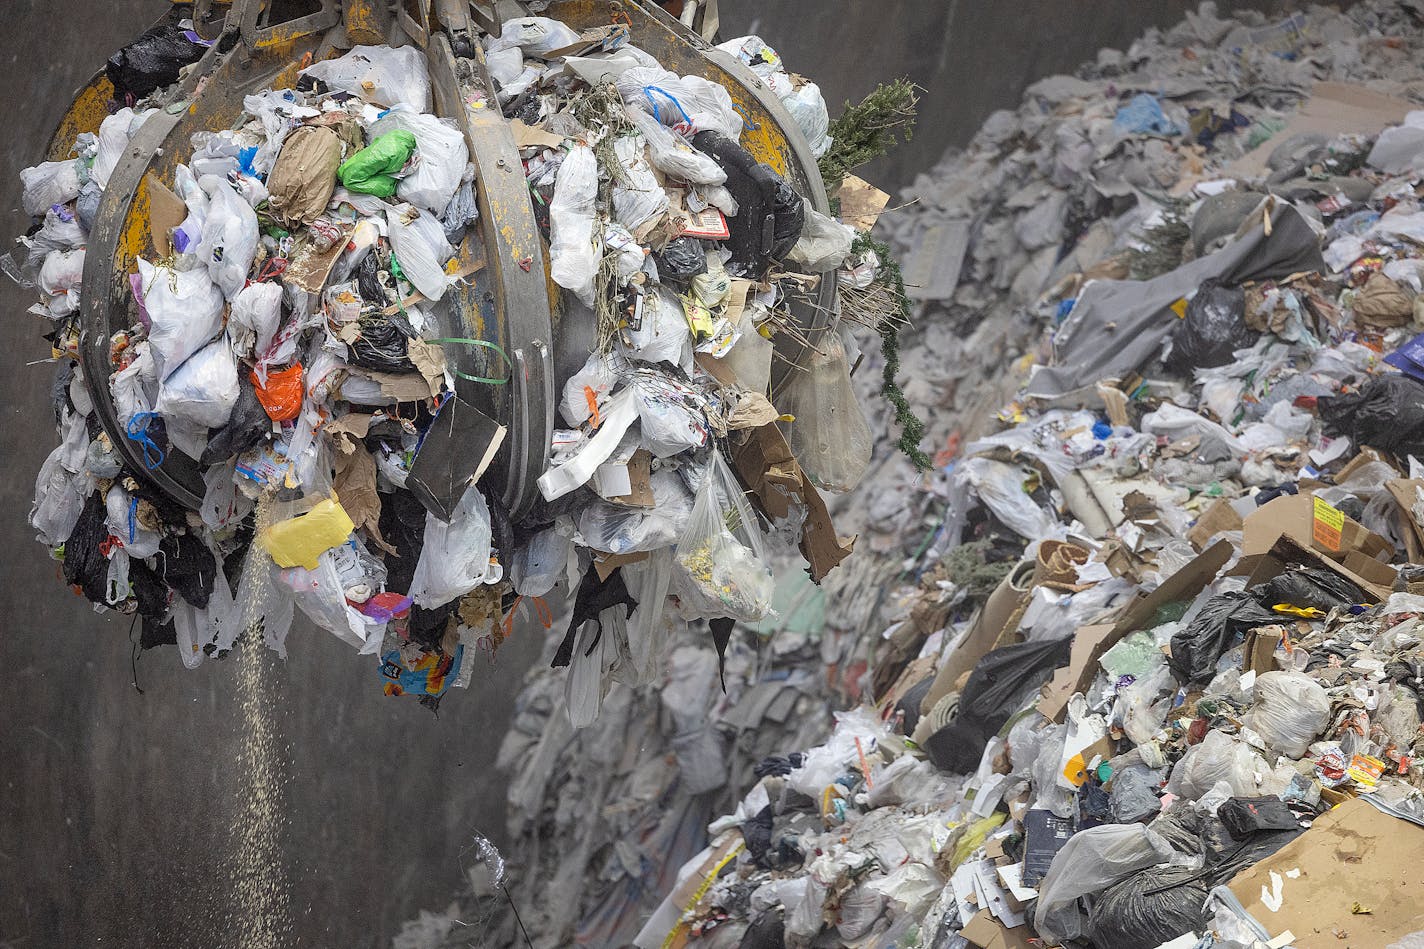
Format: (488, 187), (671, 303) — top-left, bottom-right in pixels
(268, 126), (343, 225)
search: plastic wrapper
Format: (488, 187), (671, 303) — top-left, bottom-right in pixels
(1244, 671), (1331, 758)
(156, 336), (240, 429)
(20, 160), (81, 218)
(266, 125), (342, 225)
(783, 81), (832, 158)
(1167, 280), (1257, 373)
(228, 281), (283, 360)
(620, 286), (692, 368)
(1032, 823), (1178, 946)
(485, 16), (581, 59)
(1166, 729), (1263, 800)
(371, 106), (470, 213)
(300, 44), (431, 111)
(549, 143), (601, 307)
(1169, 590), (1277, 687)
(409, 485), (496, 609)
(105, 22), (206, 99)
(611, 133), (669, 233)
(30, 443), (87, 546)
(671, 454), (773, 622)
(510, 526), (573, 598)
(1088, 866), (1210, 949)
(1319, 373), (1424, 459)
(776, 333), (872, 492)
(276, 550), (375, 652)
(386, 203), (454, 302)
(196, 179), (259, 299)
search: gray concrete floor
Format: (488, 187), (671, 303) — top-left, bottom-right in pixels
(0, 2), (1339, 947)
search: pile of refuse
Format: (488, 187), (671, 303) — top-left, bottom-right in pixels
(14, 14), (876, 710)
(447, 3), (1424, 948)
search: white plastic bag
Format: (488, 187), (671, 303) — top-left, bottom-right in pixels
(560, 351), (621, 426)
(671, 453), (773, 622)
(619, 286), (692, 368)
(196, 177), (259, 299)
(409, 484), (496, 608)
(276, 550), (376, 652)
(485, 46), (523, 85)
(386, 203), (454, 302)
(789, 205), (855, 272)
(577, 469), (696, 554)
(611, 133), (668, 233)
(300, 44), (431, 111)
(627, 109), (726, 186)
(549, 143), (601, 306)
(633, 372), (710, 458)
(1165, 728), (1263, 800)
(228, 281), (283, 359)
(38, 248), (85, 317)
(139, 259), (226, 380)
(1245, 671), (1332, 758)
(485, 16), (581, 59)
(370, 106), (470, 214)
(776, 333), (873, 492)
(622, 547), (675, 683)
(157, 336), (241, 429)
(241, 89), (308, 177)
(93, 107), (153, 189)
(20, 160), (81, 217)
(30, 444), (87, 546)
(105, 484), (162, 559)
(510, 525), (574, 598)
(783, 82), (832, 158)
(615, 67), (743, 140)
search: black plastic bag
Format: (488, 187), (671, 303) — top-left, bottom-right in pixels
(1319, 373), (1424, 459)
(1200, 810), (1301, 884)
(158, 532), (217, 609)
(200, 375), (270, 465)
(1088, 867), (1210, 949)
(106, 23), (206, 100)
(63, 492), (111, 605)
(690, 131), (804, 277)
(1252, 567), (1365, 613)
(1168, 591), (1278, 687)
(1167, 280), (1257, 373)
(923, 636), (1073, 773)
(128, 558), (172, 619)
(1217, 796), (1299, 839)
(1109, 765), (1163, 824)
(653, 237), (708, 285)
(349, 317), (416, 373)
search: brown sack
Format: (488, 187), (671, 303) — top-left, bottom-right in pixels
(1352, 272), (1415, 328)
(268, 126), (343, 225)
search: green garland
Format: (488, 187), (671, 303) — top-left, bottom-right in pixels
(853, 233), (932, 472)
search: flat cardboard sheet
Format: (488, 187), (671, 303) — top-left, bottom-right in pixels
(1228, 798), (1424, 948)
(1224, 82), (1414, 179)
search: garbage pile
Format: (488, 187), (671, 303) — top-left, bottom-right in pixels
(14, 15), (873, 710)
(613, 3), (1424, 948)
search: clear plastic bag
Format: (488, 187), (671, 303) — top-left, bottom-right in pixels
(615, 66), (743, 141)
(611, 133), (668, 233)
(370, 106), (470, 214)
(577, 469), (695, 554)
(409, 484), (497, 608)
(671, 453), (774, 622)
(776, 333), (873, 492)
(485, 16), (581, 59)
(275, 549), (376, 652)
(783, 82), (832, 158)
(386, 203), (454, 302)
(627, 109), (726, 186)
(510, 525), (574, 597)
(228, 281), (283, 360)
(139, 259), (226, 380)
(20, 160), (81, 217)
(300, 44), (431, 111)
(622, 547), (674, 684)
(549, 143), (601, 307)
(1033, 823), (1178, 946)
(30, 443), (87, 546)
(1165, 728), (1263, 800)
(560, 351), (620, 426)
(721, 312), (773, 392)
(157, 336), (240, 429)
(633, 371), (710, 458)
(1245, 671), (1332, 758)
(618, 286), (692, 368)
(789, 205), (855, 272)
(196, 178), (258, 299)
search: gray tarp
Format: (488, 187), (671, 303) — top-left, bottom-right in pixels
(1025, 203), (1324, 399)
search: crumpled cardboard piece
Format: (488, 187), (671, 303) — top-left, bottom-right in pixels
(331, 433), (392, 554)
(1227, 799), (1424, 945)
(1352, 272), (1415, 328)
(733, 422), (854, 583)
(960, 910), (1037, 949)
(1187, 497), (1244, 551)
(1243, 494), (1394, 591)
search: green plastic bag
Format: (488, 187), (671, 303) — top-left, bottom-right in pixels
(337, 130), (417, 198)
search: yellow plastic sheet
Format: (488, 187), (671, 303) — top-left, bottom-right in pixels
(259, 497), (355, 569)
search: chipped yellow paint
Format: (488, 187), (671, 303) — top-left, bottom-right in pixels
(342, 0), (388, 44)
(116, 174), (157, 276)
(48, 74), (115, 162)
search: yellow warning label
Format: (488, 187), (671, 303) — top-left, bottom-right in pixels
(1313, 496), (1344, 551)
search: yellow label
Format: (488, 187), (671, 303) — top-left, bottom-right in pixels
(1312, 496), (1344, 551)
(1170, 298), (1189, 319)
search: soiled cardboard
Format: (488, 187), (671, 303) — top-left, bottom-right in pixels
(603, 449), (655, 508)
(1227, 799), (1424, 948)
(145, 176), (186, 257)
(838, 175), (892, 232)
(1223, 82), (1414, 179)
(593, 550), (650, 582)
(960, 910), (1037, 949)
(1039, 540), (1232, 723)
(918, 562), (1033, 720)
(1244, 493), (1393, 563)
(1188, 497), (1244, 551)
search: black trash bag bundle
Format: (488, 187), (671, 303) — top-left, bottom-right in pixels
(1217, 796), (1300, 839)
(1200, 803), (1302, 883)
(106, 23), (207, 100)
(1167, 280), (1256, 373)
(1319, 373), (1424, 459)
(690, 131), (804, 276)
(200, 375), (270, 465)
(128, 559), (173, 619)
(1252, 567), (1366, 613)
(348, 317), (417, 373)
(653, 236), (708, 285)
(1168, 590), (1278, 687)
(1087, 866), (1211, 949)
(63, 492), (111, 605)
(923, 636), (1073, 773)
(157, 532), (217, 609)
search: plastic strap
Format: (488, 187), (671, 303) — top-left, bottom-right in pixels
(423, 337), (513, 386)
(127, 496), (138, 545)
(125, 412), (166, 470)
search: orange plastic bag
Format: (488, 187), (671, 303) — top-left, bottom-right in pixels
(252, 364), (304, 422)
